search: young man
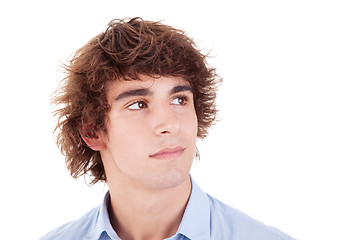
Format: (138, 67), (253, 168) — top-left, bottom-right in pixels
(41, 18), (295, 240)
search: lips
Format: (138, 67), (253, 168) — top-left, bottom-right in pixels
(150, 146), (186, 160)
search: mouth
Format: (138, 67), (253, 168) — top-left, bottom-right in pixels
(150, 146), (186, 160)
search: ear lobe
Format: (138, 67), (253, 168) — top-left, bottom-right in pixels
(79, 126), (106, 151)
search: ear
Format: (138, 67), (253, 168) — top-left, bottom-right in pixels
(79, 124), (106, 151)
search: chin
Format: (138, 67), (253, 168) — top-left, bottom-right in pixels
(145, 169), (190, 190)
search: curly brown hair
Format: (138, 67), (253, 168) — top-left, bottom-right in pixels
(53, 17), (222, 184)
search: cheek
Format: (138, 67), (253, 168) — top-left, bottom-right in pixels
(108, 110), (147, 135)
(189, 109), (198, 131)
(106, 125), (149, 173)
(182, 111), (198, 139)
(106, 116), (149, 154)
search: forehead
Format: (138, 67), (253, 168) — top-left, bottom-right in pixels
(106, 75), (191, 101)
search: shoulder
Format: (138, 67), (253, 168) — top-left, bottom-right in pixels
(39, 206), (99, 240)
(206, 194), (296, 240)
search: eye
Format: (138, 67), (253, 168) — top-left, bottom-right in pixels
(171, 96), (188, 105)
(127, 100), (148, 110)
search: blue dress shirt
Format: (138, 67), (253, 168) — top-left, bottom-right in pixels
(40, 178), (295, 240)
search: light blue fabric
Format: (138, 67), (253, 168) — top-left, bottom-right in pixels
(40, 178), (295, 240)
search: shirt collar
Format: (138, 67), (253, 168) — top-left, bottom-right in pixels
(92, 176), (211, 240)
(176, 176), (211, 240)
(93, 192), (120, 240)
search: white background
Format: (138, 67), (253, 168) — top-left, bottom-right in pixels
(1, 1), (359, 239)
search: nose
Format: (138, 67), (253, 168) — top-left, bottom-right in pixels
(152, 105), (180, 136)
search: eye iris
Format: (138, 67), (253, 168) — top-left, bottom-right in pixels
(178, 97), (184, 104)
(138, 102), (146, 108)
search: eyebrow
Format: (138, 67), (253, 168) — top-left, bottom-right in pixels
(114, 88), (151, 101)
(113, 85), (193, 101)
(171, 85), (193, 95)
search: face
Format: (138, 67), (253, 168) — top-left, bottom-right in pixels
(98, 75), (198, 190)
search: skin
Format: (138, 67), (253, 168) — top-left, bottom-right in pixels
(83, 75), (198, 240)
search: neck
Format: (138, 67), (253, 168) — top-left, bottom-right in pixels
(107, 176), (192, 240)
